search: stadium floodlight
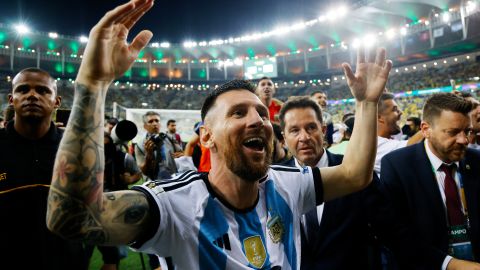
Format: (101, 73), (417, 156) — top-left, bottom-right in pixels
(48, 32), (58, 39)
(292, 22), (306, 30)
(424, 20), (430, 26)
(363, 34), (376, 47)
(79, 35), (89, 43)
(160, 42), (170, 48)
(233, 58), (243, 66)
(14, 23), (30, 35)
(183, 41), (197, 48)
(199, 41), (207, 47)
(150, 42), (159, 48)
(141, 103), (148, 107)
(400, 27), (407, 36)
(442, 12), (450, 23)
(386, 28), (396, 39)
(352, 38), (361, 49)
(272, 26), (290, 36)
(318, 15), (327, 22)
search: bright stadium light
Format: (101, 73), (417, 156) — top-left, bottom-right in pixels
(442, 12), (450, 23)
(160, 42), (170, 48)
(233, 58), (243, 66)
(150, 42), (159, 48)
(363, 34), (376, 47)
(79, 35), (88, 43)
(386, 28), (396, 39)
(400, 27), (407, 36)
(48, 32), (58, 39)
(352, 38), (361, 49)
(14, 24), (30, 35)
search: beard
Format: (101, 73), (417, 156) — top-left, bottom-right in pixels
(223, 135), (273, 182)
(430, 136), (467, 163)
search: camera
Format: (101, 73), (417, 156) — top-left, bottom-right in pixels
(149, 133), (166, 145)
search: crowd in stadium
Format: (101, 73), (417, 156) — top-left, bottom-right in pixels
(2, 0), (480, 270)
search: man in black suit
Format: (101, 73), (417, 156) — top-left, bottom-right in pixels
(381, 92), (480, 270)
(279, 96), (381, 270)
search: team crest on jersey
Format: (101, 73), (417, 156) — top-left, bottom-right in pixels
(0, 172), (6, 182)
(243, 235), (267, 268)
(267, 214), (284, 243)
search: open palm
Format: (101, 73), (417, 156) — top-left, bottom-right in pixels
(77, 0), (154, 85)
(342, 48), (392, 102)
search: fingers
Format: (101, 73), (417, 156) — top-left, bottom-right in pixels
(122, 0), (154, 30)
(129, 30), (153, 56)
(383, 59), (393, 74)
(367, 46), (376, 63)
(357, 48), (365, 65)
(96, 1), (137, 29)
(342, 63), (356, 82)
(375, 48), (386, 66)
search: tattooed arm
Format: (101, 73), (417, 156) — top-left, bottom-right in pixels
(46, 0), (154, 245)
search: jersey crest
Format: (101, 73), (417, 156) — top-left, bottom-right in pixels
(243, 235), (267, 268)
(267, 214), (284, 243)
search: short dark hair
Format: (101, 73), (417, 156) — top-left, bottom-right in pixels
(167, 119), (176, 126)
(310, 90), (326, 97)
(258, 76), (272, 82)
(378, 93), (395, 114)
(142, 111), (160, 123)
(279, 96), (323, 130)
(13, 67), (57, 92)
(201, 79), (256, 121)
(423, 93), (473, 124)
(406, 116), (421, 127)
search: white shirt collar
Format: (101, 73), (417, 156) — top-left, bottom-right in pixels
(424, 140), (460, 171)
(294, 149), (329, 169)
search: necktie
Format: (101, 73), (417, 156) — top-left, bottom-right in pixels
(440, 164), (464, 226)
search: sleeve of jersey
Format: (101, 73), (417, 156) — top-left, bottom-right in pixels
(128, 181), (180, 256)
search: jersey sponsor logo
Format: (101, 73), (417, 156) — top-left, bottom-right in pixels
(267, 214), (284, 244)
(0, 172), (6, 182)
(243, 235), (267, 268)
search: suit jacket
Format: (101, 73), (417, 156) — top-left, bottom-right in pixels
(380, 142), (480, 268)
(281, 151), (381, 270)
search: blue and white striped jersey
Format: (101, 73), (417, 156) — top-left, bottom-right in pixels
(131, 165), (323, 270)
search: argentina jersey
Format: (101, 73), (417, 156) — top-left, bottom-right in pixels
(130, 165), (323, 270)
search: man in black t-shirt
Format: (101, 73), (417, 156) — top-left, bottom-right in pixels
(0, 67), (86, 270)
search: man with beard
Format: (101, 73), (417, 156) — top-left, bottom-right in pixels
(46, 1), (392, 269)
(374, 93), (423, 175)
(0, 68), (86, 269)
(256, 77), (283, 123)
(380, 93), (480, 269)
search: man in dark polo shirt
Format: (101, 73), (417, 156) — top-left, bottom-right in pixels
(0, 68), (85, 270)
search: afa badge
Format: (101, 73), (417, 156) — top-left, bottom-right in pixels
(267, 215), (284, 243)
(243, 235), (267, 268)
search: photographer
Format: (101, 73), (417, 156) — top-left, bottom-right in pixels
(135, 111), (177, 180)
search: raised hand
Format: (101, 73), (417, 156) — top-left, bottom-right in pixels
(77, 0), (154, 86)
(342, 47), (392, 103)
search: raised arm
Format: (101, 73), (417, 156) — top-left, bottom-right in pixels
(320, 47), (392, 201)
(47, 0), (154, 245)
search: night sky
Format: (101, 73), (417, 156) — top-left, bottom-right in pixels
(0, 0), (343, 43)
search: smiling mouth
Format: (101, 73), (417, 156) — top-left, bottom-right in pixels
(243, 137), (266, 152)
